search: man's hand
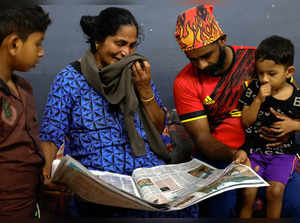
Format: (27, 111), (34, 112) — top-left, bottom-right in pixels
(259, 108), (294, 147)
(269, 107), (298, 137)
(233, 150), (261, 172)
(233, 150), (250, 167)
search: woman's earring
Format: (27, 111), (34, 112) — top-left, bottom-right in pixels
(95, 42), (99, 50)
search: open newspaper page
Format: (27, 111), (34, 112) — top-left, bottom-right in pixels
(131, 158), (269, 210)
(51, 155), (268, 211)
(51, 155), (167, 211)
(52, 159), (139, 197)
(91, 171), (140, 198)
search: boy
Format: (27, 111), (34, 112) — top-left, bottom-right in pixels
(238, 35), (300, 218)
(0, 4), (51, 218)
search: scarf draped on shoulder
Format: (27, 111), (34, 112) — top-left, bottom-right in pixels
(80, 50), (170, 163)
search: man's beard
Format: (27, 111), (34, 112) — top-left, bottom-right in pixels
(199, 44), (226, 77)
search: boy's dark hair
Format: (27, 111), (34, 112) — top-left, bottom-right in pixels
(80, 7), (143, 53)
(0, 5), (51, 45)
(255, 35), (294, 67)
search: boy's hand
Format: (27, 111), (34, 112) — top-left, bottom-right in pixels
(257, 83), (271, 102)
(233, 150), (250, 167)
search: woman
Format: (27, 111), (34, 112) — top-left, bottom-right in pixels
(40, 7), (198, 217)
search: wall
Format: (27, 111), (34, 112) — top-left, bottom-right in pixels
(18, 0), (300, 122)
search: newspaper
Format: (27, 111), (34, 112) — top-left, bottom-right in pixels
(51, 155), (269, 211)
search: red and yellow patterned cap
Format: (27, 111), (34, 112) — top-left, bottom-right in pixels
(174, 4), (224, 51)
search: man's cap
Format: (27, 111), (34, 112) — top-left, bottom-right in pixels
(174, 4), (224, 51)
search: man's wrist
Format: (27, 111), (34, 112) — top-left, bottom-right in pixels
(292, 120), (300, 132)
(230, 149), (239, 161)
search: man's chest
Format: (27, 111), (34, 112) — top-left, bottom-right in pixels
(198, 74), (250, 114)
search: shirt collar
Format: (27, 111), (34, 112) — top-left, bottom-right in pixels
(0, 77), (11, 96)
(0, 74), (19, 96)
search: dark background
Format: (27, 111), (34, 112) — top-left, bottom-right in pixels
(18, 0), (300, 123)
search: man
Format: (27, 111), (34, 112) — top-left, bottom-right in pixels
(173, 4), (300, 217)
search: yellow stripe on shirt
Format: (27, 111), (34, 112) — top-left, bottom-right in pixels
(181, 115), (207, 123)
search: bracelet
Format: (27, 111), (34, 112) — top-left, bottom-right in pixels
(141, 94), (155, 103)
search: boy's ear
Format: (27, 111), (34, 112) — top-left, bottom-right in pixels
(286, 65), (295, 78)
(6, 33), (23, 56)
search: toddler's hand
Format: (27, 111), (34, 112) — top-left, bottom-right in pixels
(257, 83), (271, 102)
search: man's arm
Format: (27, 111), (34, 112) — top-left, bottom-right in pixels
(260, 102), (300, 147)
(183, 118), (249, 165)
(183, 118), (237, 161)
(265, 108), (300, 136)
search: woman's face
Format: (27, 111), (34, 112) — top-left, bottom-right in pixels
(95, 25), (138, 68)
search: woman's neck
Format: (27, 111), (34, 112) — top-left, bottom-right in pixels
(94, 52), (103, 69)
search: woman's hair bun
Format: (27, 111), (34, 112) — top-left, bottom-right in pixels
(80, 15), (96, 37)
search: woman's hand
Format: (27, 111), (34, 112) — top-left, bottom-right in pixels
(41, 141), (68, 192)
(131, 60), (165, 132)
(42, 162), (68, 192)
(132, 60), (153, 100)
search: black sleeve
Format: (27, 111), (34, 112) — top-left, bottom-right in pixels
(292, 88), (300, 118)
(238, 79), (260, 108)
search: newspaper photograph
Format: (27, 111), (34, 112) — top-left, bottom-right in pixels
(92, 171), (140, 198)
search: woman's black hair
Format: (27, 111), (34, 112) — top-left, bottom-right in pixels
(80, 7), (143, 53)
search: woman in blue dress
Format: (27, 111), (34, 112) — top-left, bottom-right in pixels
(40, 7), (198, 218)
